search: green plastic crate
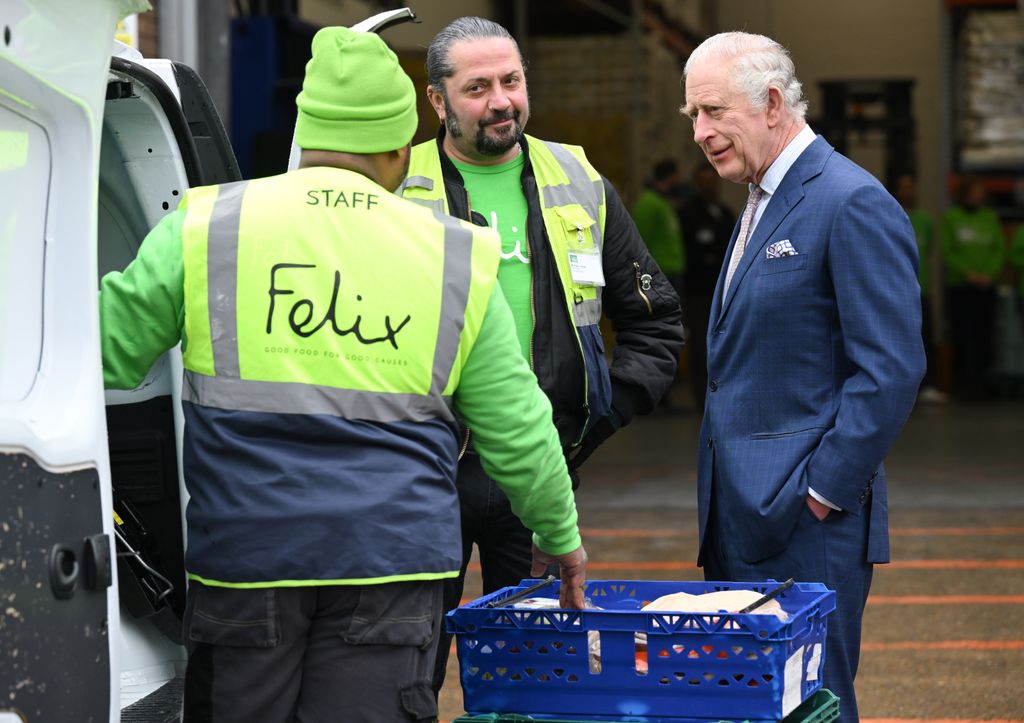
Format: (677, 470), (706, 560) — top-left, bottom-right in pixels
(452, 687), (839, 723)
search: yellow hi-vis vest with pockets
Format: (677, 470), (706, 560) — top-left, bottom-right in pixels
(175, 166), (500, 587)
(401, 135), (608, 442)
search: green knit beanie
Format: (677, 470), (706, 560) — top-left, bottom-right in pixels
(295, 27), (417, 154)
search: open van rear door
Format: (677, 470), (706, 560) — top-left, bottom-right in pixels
(1, 0), (239, 719)
(0, 1), (148, 720)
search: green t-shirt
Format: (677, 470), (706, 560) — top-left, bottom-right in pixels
(940, 205), (1005, 287)
(452, 154), (534, 362)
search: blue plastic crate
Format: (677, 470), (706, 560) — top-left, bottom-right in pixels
(448, 579), (836, 722)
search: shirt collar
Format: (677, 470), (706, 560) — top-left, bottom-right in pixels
(753, 124), (816, 197)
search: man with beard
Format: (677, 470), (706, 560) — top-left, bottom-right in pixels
(398, 16), (684, 697)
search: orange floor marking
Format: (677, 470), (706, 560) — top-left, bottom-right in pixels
(582, 527), (691, 537)
(887, 559), (1024, 569)
(466, 560), (1023, 573)
(868, 594), (1024, 605)
(862, 640), (1024, 651)
(580, 526), (1024, 538)
(889, 527), (1024, 537)
(862, 719), (1023, 723)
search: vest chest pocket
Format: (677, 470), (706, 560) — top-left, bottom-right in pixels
(550, 205), (603, 292)
(551, 205), (599, 253)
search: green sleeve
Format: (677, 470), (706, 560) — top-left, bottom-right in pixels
(453, 286), (581, 556)
(100, 210), (187, 389)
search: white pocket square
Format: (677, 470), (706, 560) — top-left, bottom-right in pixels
(766, 239), (798, 258)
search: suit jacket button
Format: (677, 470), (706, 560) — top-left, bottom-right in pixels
(707, 437), (713, 448)
(708, 380), (719, 392)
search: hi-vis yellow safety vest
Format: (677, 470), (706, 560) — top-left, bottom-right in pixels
(177, 166), (499, 588)
(400, 135), (611, 444)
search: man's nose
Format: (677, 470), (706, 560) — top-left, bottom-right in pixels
(489, 89), (512, 112)
(692, 113), (711, 145)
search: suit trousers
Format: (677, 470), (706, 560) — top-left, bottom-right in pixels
(431, 452), (536, 695)
(703, 484), (873, 723)
(182, 580), (442, 722)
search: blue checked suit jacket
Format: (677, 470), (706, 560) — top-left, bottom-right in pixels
(697, 136), (925, 566)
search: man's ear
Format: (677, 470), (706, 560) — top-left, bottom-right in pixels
(765, 86), (784, 128)
(426, 84), (446, 121)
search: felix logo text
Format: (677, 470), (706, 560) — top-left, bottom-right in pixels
(267, 263), (411, 349)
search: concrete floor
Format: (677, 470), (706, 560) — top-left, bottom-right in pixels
(438, 397), (1024, 722)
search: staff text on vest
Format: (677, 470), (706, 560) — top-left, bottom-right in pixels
(267, 263), (412, 349)
(306, 189), (380, 209)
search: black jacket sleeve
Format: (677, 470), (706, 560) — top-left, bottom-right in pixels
(599, 177), (685, 423)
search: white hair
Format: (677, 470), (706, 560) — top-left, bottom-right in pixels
(684, 32), (808, 120)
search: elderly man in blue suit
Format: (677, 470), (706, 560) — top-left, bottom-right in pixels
(681, 32), (925, 721)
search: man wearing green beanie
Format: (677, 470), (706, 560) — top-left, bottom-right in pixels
(99, 25), (586, 722)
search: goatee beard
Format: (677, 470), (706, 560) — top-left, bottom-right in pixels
(474, 110), (522, 156)
(444, 103), (524, 158)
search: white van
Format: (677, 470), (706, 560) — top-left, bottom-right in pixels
(0, 2), (413, 720)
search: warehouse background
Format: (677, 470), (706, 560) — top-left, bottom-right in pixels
(116, 3), (1024, 719)
(123, 0), (1024, 395)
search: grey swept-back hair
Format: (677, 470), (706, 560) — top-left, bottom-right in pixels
(684, 32), (808, 121)
(426, 16), (525, 96)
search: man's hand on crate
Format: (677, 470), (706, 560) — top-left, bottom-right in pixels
(531, 543), (589, 609)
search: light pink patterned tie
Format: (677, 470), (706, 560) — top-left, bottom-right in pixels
(723, 185), (764, 298)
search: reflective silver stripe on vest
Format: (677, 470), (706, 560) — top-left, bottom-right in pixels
(431, 210), (474, 397)
(397, 175), (435, 193)
(574, 298), (602, 327)
(539, 142), (605, 327)
(405, 197), (446, 214)
(539, 141), (605, 251)
(207, 181), (249, 377)
(182, 372), (454, 422)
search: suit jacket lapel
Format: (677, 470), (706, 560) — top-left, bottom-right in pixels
(714, 136), (832, 326)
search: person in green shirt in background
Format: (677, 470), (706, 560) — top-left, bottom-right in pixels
(894, 174), (947, 404)
(633, 158), (686, 295)
(941, 175), (1006, 400)
(633, 158), (687, 411)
